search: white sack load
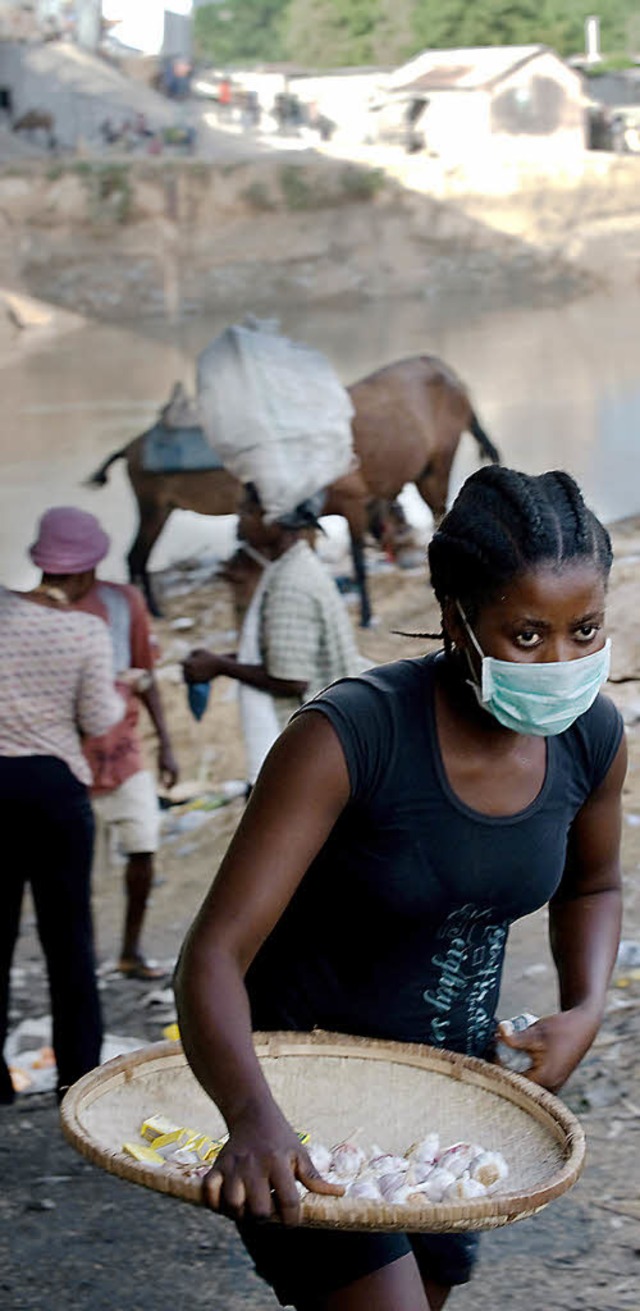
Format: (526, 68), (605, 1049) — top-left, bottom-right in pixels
(197, 318), (355, 521)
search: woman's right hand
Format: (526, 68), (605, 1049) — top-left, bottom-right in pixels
(202, 1104), (344, 1226)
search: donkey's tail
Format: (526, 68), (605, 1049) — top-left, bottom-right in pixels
(84, 446), (128, 488)
(469, 412), (500, 465)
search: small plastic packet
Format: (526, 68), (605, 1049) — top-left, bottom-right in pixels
(495, 1012), (538, 1074)
(122, 1142), (165, 1167)
(150, 1128), (199, 1157)
(187, 682), (211, 721)
(140, 1114), (182, 1142)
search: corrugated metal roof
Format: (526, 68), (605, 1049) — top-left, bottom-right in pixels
(389, 44), (551, 92)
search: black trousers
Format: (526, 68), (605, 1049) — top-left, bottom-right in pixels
(0, 755), (102, 1102)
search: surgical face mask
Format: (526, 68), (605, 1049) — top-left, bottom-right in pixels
(456, 603), (611, 737)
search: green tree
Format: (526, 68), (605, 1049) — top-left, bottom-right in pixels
(195, 0), (640, 68)
(412, 0), (541, 51)
(194, 0), (289, 66)
(410, 0), (640, 58)
(369, 0), (419, 65)
(536, 0), (640, 57)
(284, 0), (383, 68)
(282, 0), (417, 67)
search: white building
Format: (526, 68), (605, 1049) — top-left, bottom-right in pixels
(102, 0), (195, 58)
(288, 68), (391, 141)
(383, 45), (587, 161)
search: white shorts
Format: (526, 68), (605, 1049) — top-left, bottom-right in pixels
(92, 770), (160, 855)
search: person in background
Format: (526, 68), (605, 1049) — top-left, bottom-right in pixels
(183, 484), (365, 788)
(218, 76), (232, 120)
(0, 513), (124, 1103)
(175, 467), (625, 1310)
(30, 507), (179, 982)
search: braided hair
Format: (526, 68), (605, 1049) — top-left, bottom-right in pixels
(428, 467), (612, 630)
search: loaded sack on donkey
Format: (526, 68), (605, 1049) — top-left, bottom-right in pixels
(185, 318), (359, 724)
(196, 316), (356, 521)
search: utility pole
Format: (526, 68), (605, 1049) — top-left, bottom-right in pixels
(585, 15), (602, 66)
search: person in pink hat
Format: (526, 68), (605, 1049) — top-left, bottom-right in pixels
(30, 506), (179, 981)
(0, 511), (125, 1103)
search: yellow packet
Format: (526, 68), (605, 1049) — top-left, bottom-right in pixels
(193, 1135), (227, 1162)
(151, 1128), (199, 1153)
(123, 1142), (164, 1166)
(150, 1129), (183, 1149)
(140, 1114), (181, 1142)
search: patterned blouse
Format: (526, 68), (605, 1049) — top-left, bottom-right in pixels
(0, 587), (123, 785)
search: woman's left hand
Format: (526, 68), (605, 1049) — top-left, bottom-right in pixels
(495, 1007), (599, 1093)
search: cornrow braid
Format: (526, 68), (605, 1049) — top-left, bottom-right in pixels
(543, 469), (591, 552)
(428, 466), (612, 620)
(475, 466), (539, 537)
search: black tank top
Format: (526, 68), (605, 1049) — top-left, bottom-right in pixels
(246, 654), (623, 1058)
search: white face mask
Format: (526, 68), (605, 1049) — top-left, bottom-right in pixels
(457, 603), (611, 737)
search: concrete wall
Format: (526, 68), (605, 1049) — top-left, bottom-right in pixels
(221, 68), (388, 141)
(421, 89), (491, 160)
(288, 71), (387, 140)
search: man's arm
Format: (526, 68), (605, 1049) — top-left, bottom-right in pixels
(139, 677), (179, 788)
(183, 650), (307, 699)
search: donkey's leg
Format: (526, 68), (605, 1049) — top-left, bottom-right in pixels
(325, 475), (372, 626)
(349, 527), (372, 628)
(414, 446), (458, 529)
(127, 500), (172, 617)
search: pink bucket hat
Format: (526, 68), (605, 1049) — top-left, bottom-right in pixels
(30, 507), (110, 574)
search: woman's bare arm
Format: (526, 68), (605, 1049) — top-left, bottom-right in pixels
(549, 734), (626, 1006)
(502, 735), (626, 1091)
(174, 710), (350, 1221)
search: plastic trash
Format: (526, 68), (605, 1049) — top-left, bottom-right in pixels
(187, 682), (210, 721)
(6, 1019), (144, 1095)
(495, 1012), (538, 1074)
(218, 779), (250, 800)
(616, 941), (640, 970)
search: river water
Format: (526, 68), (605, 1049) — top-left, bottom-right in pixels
(1, 289), (638, 588)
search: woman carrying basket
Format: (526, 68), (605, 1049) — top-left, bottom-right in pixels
(175, 466), (625, 1311)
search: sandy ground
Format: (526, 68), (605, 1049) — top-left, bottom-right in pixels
(2, 526), (640, 1311)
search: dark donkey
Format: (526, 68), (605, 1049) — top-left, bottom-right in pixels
(87, 355), (499, 626)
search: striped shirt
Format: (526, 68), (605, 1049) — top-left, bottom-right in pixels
(259, 541), (366, 731)
(0, 588), (123, 785)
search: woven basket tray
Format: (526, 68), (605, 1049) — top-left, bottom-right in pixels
(60, 1031), (585, 1233)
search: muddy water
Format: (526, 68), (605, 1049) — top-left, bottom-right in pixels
(1, 289), (638, 588)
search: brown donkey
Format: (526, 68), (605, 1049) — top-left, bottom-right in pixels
(86, 355), (499, 626)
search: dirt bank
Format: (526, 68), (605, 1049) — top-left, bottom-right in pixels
(3, 153), (638, 323)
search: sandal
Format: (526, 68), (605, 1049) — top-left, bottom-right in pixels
(116, 958), (168, 981)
